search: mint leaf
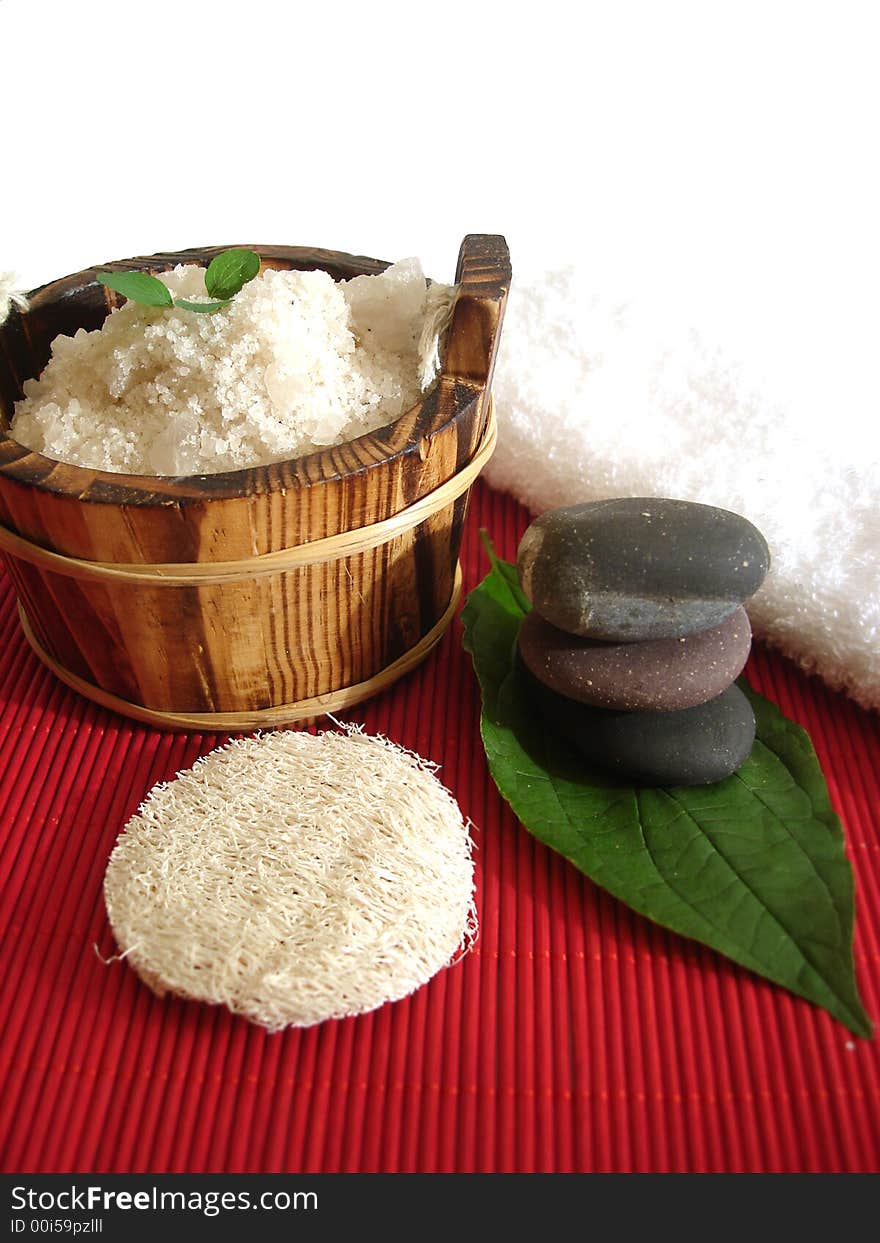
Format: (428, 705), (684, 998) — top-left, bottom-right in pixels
(204, 249), (261, 300)
(95, 270), (173, 308)
(174, 299), (231, 315)
(461, 547), (872, 1038)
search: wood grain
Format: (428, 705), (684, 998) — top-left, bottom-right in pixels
(0, 237), (510, 717)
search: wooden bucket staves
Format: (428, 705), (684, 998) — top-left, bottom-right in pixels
(0, 235), (510, 729)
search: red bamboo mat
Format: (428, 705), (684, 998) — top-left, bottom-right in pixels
(1, 480), (879, 1174)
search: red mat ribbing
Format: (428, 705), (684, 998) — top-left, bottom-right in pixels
(1, 481), (879, 1174)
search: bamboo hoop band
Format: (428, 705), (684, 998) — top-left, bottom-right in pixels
(17, 564), (462, 730)
(0, 402), (495, 586)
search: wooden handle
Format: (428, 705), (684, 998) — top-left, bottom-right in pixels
(443, 234), (511, 388)
(0, 243), (509, 721)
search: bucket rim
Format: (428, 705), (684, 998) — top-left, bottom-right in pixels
(0, 240), (505, 507)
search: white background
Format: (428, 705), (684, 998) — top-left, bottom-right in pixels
(3, 0), (879, 410)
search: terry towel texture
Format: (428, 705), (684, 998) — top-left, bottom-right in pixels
(488, 270), (880, 711)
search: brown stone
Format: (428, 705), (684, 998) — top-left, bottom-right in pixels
(518, 606), (752, 712)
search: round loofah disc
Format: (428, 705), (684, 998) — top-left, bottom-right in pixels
(103, 728), (476, 1031)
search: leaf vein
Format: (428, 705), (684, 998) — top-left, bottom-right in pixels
(662, 790), (858, 1024)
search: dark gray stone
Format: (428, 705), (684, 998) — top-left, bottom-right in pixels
(522, 666), (756, 786)
(517, 497), (770, 640)
(518, 606), (752, 711)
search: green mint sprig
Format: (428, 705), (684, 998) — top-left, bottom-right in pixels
(96, 248), (261, 315)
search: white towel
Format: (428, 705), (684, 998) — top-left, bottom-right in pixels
(487, 269), (880, 711)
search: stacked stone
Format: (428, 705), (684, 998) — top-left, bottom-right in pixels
(516, 497), (771, 786)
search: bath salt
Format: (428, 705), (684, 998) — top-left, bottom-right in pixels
(10, 258), (454, 475)
(103, 728), (477, 1031)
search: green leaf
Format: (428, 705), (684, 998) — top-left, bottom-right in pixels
(204, 248), (261, 300)
(95, 270), (173, 308)
(461, 546), (872, 1038)
(174, 299), (232, 315)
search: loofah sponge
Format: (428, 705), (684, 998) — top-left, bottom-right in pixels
(103, 728), (476, 1031)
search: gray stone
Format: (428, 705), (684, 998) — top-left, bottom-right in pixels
(517, 497), (770, 640)
(522, 665), (757, 786)
(518, 606), (752, 711)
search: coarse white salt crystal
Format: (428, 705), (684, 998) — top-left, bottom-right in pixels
(10, 259), (453, 476)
